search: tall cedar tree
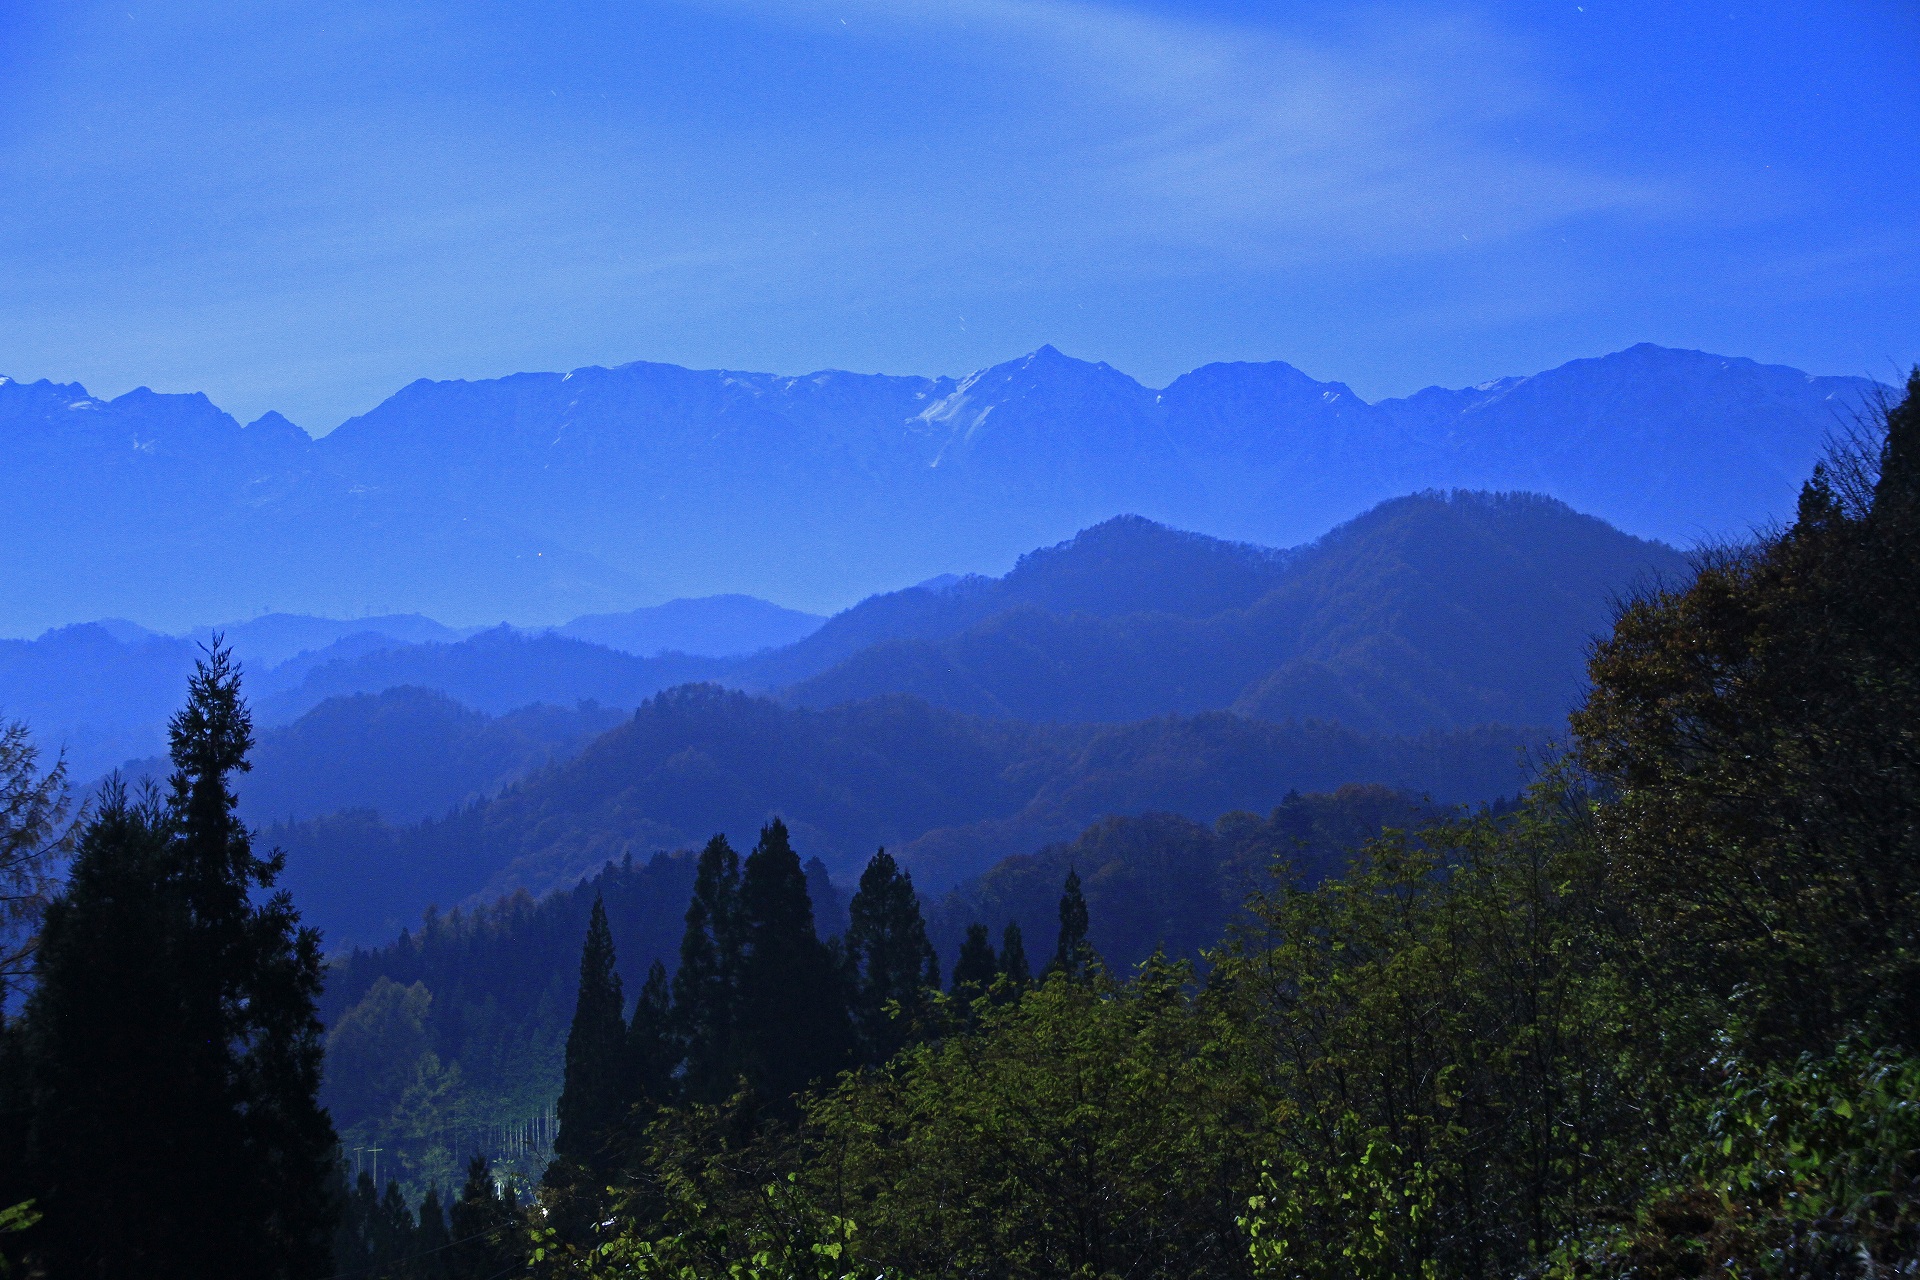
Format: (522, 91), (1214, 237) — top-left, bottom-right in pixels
(674, 835), (742, 1104)
(844, 849), (940, 1064)
(998, 921), (1032, 999)
(737, 819), (854, 1107)
(1574, 369), (1920, 1057)
(415, 1186), (452, 1280)
(1046, 868), (1096, 980)
(627, 960), (677, 1112)
(550, 898), (627, 1182)
(20, 646), (335, 1279)
(448, 1157), (523, 1279)
(950, 923), (998, 1001)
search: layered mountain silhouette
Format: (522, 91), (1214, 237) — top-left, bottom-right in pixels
(270, 685), (1538, 946)
(0, 344), (1877, 633)
(14, 490), (1682, 789)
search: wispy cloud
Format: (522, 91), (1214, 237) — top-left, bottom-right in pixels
(702, 0), (1672, 269)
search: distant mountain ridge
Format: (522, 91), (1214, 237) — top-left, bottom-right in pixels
(0, 344), (1879, 631)
(11, 492), (1683, 783)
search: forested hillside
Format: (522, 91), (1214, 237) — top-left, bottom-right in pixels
(2, 375), (1913, 1279)
(272, 685), (1536, 946)
(476, 369), (1916, 1280)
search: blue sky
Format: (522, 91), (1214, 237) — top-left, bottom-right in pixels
(1, 0), (1914, 431)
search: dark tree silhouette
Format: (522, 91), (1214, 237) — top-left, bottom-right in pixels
(21, 644), (335, 1278)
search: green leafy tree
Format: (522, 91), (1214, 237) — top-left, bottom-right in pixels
(737, 819), (853, 1108)
(843, 849), (939, 1064)
(21, 645), (336, 1278)
(673, 834), (743, 1104)
(1573, 370), (1920, 1058)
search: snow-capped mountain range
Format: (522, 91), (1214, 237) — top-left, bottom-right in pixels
(0, 343), (1882, 633)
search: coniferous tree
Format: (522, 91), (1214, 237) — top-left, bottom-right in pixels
(950, 923), (999, 1002)
(21, 646), (335, 1279)
(412, 1187), (451, 1280)
(673, 835), (743, 1104)
(737, 819), (854, 1107)
(372, 1180), (415, 1275)
(998, 921), (1032, 1000)
(627, 960), (677, 1113)
(447, 1157), (521, 1280)
(1045, 869), (1096, 981)
(845, 848), (940, 1064)
(551, 897), (627, 1173)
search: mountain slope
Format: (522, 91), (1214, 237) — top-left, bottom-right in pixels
(270, 684), (1537, 946)
(554, 595), (824, 657)
(785, 494), (1688, 732)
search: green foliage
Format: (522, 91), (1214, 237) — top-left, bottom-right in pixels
(1550, 1045), (1920, 1278)
(806, 960), (1258, 1278)
(0, 1200), (39, 1280)
(1573, 370), (1920, 1059)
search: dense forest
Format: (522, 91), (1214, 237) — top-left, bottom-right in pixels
(0, 372), (1913, 1277)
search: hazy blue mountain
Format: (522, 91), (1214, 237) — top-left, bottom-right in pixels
(0, 345), (1878, 630)
(781, 494), (1688, 732)
(267, 683), (1537, 946)
(251, 627), (717, 725)
(0, 375), (643, 634)
(0, 624), (204, 779)
(1, 615), (484, 781)
(193, 612), (465, 670)
(111, 687), (626, 828)
(554, 595), (824, 657)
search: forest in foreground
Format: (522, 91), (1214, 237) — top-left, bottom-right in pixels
(0, 371), (1915, 1278)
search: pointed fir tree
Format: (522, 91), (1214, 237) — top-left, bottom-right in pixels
(371, 1180), (415, 1274)
(414, 1186), (452, 1280)
(998, 920), (1032, 1001)
(21, 645), (335, 1279)
(627, 959), (677, 1114)
(673, 834), (743, 1104)
(845, 848), (940, 1064)
(448, 1157), (521, 1280)
(950, 923), (999, 1004)
(737, 819), (854, 1108)
(551, 897), (627, 1177)
(1045, 868), (1096, 981)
